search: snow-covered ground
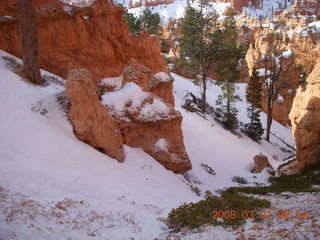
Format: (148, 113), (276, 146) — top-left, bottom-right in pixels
(0, 50), (302, 240)
(124, 0), (294, 22)
(125, 0), (231, 22)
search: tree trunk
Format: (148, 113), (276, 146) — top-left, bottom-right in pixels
(201, 74), (206, 112)
(266, 104), (273, 142)
(18, 0), (42, 84)
(227, 81), (231, 122)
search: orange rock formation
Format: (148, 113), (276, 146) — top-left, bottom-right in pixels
(289, 62), (320, 169)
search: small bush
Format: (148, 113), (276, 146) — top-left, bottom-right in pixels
(167, 191), (270, 232)
(231, 176), (248, 186)
(167, 161), (320, 233)
(2, 56), (22, 70)
(200, 163), (216, 176)
(190, 185), (201, 197)
(227, 161), (320, 195)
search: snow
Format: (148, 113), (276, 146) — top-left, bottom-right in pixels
(152, 72), (172, 83)
(63, 5), (72, 14)
(102, 82), (148, 113)
(282, 49), (293, 58)
(0, 50), (298, 239)
(257, 68), (271, 77)
(308, 20), (320, 33)
(100, 75), (123, 90)
(154, 138), (169, 152)
(277, 94), (285, 103)
(125, 0), (230, 22)
(101, 82), (171, 121)
(243, 0), (293, 19)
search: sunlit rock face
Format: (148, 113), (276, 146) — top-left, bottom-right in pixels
(290, 62), (320, 170)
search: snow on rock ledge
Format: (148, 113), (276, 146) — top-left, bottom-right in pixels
(101, 82), (176, 123)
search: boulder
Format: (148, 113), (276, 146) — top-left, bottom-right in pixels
(251, 154), (271, 173)
(66, 69), (124, 161)
(289, 62), (320, 169)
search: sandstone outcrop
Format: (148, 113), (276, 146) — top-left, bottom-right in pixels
(66, 63), (191, 173)
(0, 0), (167, 84)
(100, 60), (191, 173)
(66, 69), (124, 161)
(289, 62), (320, 169)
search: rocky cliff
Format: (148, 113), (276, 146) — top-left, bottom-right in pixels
(289, 62), (320, 169)
(0, 0), (167, 83)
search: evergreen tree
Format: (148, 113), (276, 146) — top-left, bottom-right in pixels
(297, 63), (307, 87)
(123, 7), (160, 35)
(124, 10), (142, 35)
(139, 8), (161, 35)
(179, 0), (222, 111)
(215, 11), (244, 130)
(243, 67), (264, 141)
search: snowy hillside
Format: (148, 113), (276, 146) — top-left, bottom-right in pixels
(243, 0), (294, 18)
(0, 50), (296, 239)
(126, 0), (231, 21)
(123, 0), (294, 21)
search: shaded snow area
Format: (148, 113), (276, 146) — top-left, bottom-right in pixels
(100, 75), (123, 91)
(282, 49), (293, 58)
(0, 50), (317, 239)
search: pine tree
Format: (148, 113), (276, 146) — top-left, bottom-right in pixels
(139, 8), (161, 35)
(215, 10), (244, 130)
(179, 0), (222, 111)
(243, 67), (264, 141)
(124, 10), (142, 35)
(123, 7), (160, 36)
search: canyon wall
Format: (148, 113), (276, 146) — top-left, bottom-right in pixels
(289, 62), (320, 169)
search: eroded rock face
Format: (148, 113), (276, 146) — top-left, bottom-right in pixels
(66, 69), (124, 162)
(0, 0), (167, 84)
(100, 60), (191, 173)
(289, 63), (320, 169)
(66, 63), (191, 173)
(245, 33), (300, 125)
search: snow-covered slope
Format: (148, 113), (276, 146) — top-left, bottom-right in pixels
(125, 0), (231, 21)
(243, 0), (294, 18)
(124, 0), (294, 22)
(0, 50), (294, 239)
